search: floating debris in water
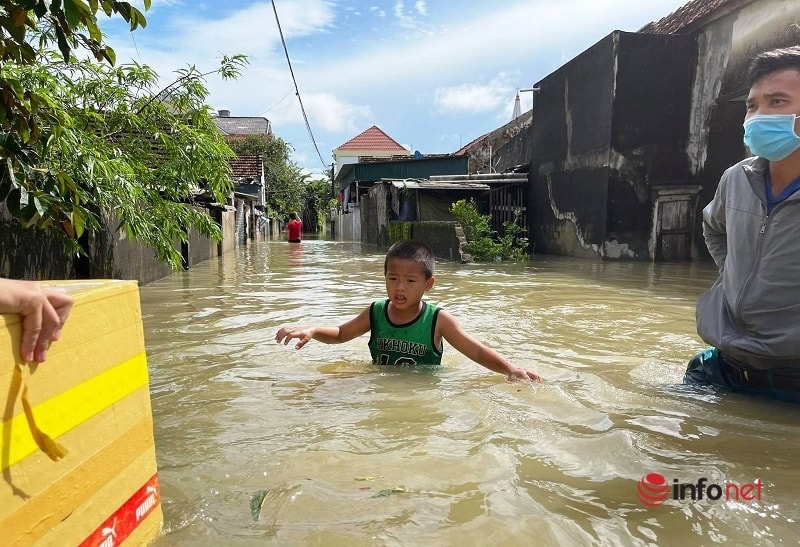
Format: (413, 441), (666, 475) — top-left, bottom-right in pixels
(250, 490), (269, 521)
(371, 487), (407, 498)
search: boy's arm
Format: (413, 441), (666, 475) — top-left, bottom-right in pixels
(275, 307), (371, 350)
(437, 310), (541, 382)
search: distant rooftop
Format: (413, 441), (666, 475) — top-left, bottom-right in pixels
(213, 110), (272, 137)
(335, 125), (407, 152)
(639, 0), (753, 35)
(229, 154), (263, 183)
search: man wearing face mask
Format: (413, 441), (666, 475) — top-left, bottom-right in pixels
(684, 46), (800, 401)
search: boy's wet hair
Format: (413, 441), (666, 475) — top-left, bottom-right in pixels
(384, 240), (435, 279)
(289, 212), (297, 220)
(748, 46), (800, 87)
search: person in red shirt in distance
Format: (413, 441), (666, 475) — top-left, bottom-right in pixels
(286, 212), (302, 243)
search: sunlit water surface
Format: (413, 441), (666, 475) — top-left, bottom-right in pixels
(139, 239), (800, 546)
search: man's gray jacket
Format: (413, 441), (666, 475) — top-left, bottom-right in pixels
(697, 156), (800, 369)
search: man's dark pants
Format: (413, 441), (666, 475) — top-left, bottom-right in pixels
(684, 348), (800, 403)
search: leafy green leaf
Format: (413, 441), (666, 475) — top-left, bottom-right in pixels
(54, 25), (71, 62)
(7, 188), (22, 217)
(371, 487), (407, 498)
(250, 490), (269, 521)
(72, 206), (85, 238)
(64, 0), (81, 28)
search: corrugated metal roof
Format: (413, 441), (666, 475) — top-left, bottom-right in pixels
(388, 179), (490, 191)
(336, 155), (468, 191)
(335, 125), (407, 152)
(430, 173), (528, 185)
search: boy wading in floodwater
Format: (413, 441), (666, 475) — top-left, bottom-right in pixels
(275, 239), (542, 382)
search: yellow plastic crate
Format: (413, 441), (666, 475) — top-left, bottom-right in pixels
(0, 280), (162, 546)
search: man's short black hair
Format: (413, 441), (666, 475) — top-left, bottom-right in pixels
(384, 240), (435, 279)
(748, 46), (800, 87)
(289, 212), (297, 220)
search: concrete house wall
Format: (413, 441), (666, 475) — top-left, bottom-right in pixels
(526, 0), (800, 261)
(529, 31), (696, 259)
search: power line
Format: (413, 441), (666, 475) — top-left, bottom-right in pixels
(270, 0), (328, 170)
(258, 87), (295, 116)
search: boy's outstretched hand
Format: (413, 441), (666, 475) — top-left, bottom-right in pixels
(507, 367), (542, 383)
(275, 326), (314, 350)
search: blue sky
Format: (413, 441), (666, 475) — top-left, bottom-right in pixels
(101, 0), (693, 178)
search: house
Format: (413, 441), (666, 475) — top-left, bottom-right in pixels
(523, 0), (800, 261)
(332, 125), (410, 239)
(229, 154), (267, 246)
(212, 111), (276, 243)
(455, 113), (534, 236)
(363, 173), (531, 261)
(334, 154), (468, 241)
(333, 125), (410, 183)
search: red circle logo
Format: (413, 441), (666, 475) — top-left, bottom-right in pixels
(638, 473), (669, 507)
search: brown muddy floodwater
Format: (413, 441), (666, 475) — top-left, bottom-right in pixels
(139, 239), (800, 546)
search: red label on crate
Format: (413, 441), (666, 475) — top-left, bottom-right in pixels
(80, 473), (160, 547)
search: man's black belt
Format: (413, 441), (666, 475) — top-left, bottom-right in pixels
(720, 353), (800, 392)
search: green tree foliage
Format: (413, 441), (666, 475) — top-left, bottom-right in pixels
(303, 176), (335, 230)
(1, 0), (149, 227)
(3, 52), (247, 267)
(450, 198), (529, 261)
(0, 1), (249, 269)
(226, 134), (309, 219)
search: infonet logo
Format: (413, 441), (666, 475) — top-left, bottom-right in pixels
(638, 473), (764, 507)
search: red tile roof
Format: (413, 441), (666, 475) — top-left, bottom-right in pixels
(229, 154), (263, 182)
(335, 125), (407, 152)
(640, 0), (752, 34)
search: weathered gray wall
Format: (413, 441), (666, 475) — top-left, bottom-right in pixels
(219, 210), (237, 254)
(83, 217), (174, 283)
(1, 205), (229, 284)
(530, 31), (696, 259)
(608, 32), (697, 257)
(530, 33), (615, 257)
(0, 204), (76, 280)
(387, 220), (462, 264)
(360, 193), (380, 246)
(493, 124), (533, 173)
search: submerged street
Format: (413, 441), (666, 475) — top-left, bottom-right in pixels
(140, 239), (800, 545)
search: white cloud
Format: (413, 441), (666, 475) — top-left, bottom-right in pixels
(393, 0), (423, 29)
(101, 0), (695, 169)
(262, 91), (372, 135)
(434, 74), (515, 113)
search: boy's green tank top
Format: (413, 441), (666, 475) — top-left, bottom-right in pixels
(368, 299), (442, 366)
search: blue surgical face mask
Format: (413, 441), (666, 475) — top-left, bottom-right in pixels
(743, 114), (800, 161)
